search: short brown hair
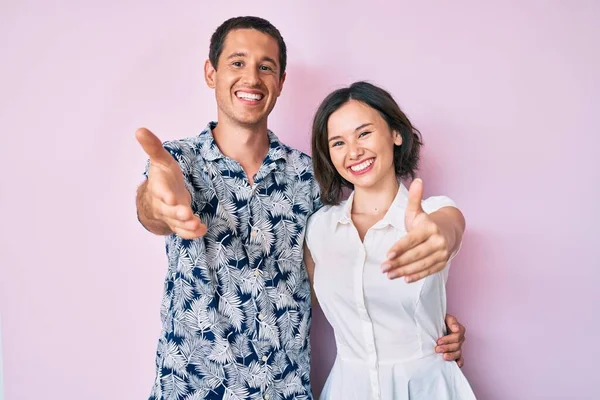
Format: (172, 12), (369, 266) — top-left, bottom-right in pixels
(311, 81), (423, 205)
(209, 16), (287, 77)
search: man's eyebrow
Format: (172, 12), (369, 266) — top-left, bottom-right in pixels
(227, 52), (247, 59)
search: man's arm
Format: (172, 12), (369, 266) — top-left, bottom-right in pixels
(135, 127), (206, 239)
(436, 313), (467, 367)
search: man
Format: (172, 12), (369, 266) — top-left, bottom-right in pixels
(135, 16), (467, 400)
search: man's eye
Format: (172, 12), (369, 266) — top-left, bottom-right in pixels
(232, 61), (243, 67)
(259, 65), (273, 71)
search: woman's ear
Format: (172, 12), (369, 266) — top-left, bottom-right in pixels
(393, 130), (403, 146)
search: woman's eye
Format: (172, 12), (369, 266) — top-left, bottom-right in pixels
(359, 131), (371, 138)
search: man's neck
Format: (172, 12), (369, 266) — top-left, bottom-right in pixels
(212, 118), (270, 182)
(213, 119), (269, 160)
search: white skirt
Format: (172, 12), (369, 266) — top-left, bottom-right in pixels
(320, 353), (476, 400)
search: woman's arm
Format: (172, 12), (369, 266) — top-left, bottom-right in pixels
(381, 179), (466, 282)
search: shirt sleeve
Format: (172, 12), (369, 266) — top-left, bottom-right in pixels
(311, 179), (323, 216)
(304, 211), (319, 266)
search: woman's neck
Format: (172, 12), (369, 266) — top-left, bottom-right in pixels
(351, 175), (399, 216)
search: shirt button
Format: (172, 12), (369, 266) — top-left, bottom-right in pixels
(264, 395), (270, 400)
(254, 270), (260, 277)
(262, 355), (268, 362)
(251, 230), (257, 238)
(258, 313), (264, 320)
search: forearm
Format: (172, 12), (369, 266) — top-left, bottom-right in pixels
(136, 181), (173, 236)
(429, 206), (465, 256)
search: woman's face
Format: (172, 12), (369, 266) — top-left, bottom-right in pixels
(327, 100), (402, 191)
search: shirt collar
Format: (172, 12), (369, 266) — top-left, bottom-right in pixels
(198, 122), (287, 169)
(336, 181), (410, 231)
(337, 191), (355, 225)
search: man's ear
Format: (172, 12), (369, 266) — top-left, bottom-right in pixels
(276, 71), (286, 97)
(204, 59), (216, 88)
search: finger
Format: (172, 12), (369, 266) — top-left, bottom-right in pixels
(386, 254), (445, 281)
(406, 178), (424, 214)
(382, 238), (438, 272)
(385, 257), (433, 280)
(445, 315), (466, 339)
(164, 215), (205, 232)
(402, 260), (447, 283)
(435, 342), (461, 354)
(148, 175), (191, 207)
(404, 178), (425, 229)
(384, 229), (429, 263)
(445, 314), (459, 330)
(156, 202), (195, 222)
(443, 351), (462, 362)
(457, 356), (464, 368)
(160, 187), (192, 207)
(437, 332), (464, 346)
(136, 127), (174, 166)
(174, 223), (207, 239)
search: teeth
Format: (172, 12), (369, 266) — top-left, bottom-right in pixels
(350, 159), (374, 172)
(237, 91), (263, 101)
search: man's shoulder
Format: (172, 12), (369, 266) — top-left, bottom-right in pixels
(273, 138), (314, 174)
(279, 142), (313, 162)
(161, 134), (203, 153)
(160, 124), (215, 161)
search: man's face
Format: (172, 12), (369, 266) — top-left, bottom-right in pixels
(205, 29), (286, 128)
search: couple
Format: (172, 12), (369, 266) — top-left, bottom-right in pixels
(135, 16), (475, 400)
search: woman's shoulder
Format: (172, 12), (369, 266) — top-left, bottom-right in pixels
(307, 201), (347, 233)
(421, 194), (458, 214)
(305, 201), (347, 255)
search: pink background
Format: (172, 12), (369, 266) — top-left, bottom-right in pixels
(1, 1), (599, 399)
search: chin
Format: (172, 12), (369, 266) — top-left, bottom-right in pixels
(235, 114), (266, 126)
(347, 175), (383, 191)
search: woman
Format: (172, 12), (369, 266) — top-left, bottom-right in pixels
(304, 81), (476, 399)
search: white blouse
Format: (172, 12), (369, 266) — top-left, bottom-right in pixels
(306, 184), (476, 399)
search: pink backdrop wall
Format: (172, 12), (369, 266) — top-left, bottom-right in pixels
(1, 1), (598, 399)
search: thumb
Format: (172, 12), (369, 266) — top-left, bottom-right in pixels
(405, 178), (424, 220)
(135, 127), (173, 166)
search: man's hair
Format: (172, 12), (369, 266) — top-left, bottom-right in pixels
(209, 16), (287, 77)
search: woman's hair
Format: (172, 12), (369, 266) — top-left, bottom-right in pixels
(311, 81), (423, 205)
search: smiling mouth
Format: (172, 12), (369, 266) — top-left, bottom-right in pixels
(348, 158), (375, 174)
(236, 91), (264, 102)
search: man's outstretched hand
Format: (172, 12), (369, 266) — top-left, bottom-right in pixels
(136, 127), (206, 239)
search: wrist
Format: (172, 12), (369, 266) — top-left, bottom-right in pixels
(430, 211), (460, 255)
